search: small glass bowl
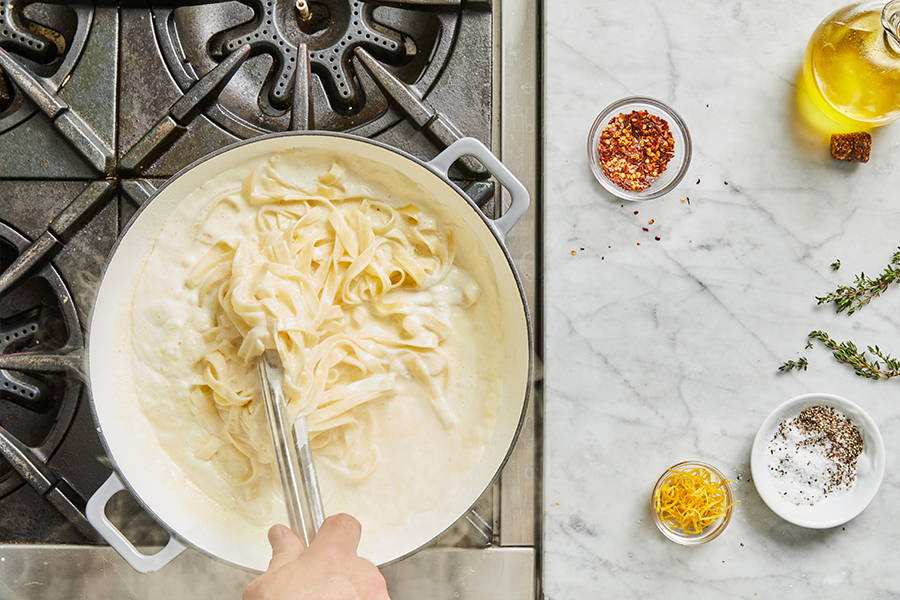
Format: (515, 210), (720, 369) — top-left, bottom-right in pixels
(587, 96), (692, 201)
(651, 461), (734, 545)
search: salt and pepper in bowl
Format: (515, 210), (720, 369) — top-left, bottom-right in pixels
(751, 393), (886, 529)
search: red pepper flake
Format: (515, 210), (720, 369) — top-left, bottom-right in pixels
(608, 245), (612, 249)
(633, 210), (639, 215)
(642, 227), (649, 232)
(598, 110), (676, 192)
(724, 180), (729, 185)
(696, 178), (700, 184)
(570, 250), (576, 255)
(654, 236), (661, 241)
(601, 256), (605, 260)
(636, 242), (641, 246)
(648, 219), (655, 225)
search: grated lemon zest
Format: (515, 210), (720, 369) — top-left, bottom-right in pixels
(653, 467), (738, 534)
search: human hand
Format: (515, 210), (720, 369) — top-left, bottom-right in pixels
(244, 514), (390, 600)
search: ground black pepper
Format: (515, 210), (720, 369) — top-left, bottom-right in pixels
(767, 405), (863, 505)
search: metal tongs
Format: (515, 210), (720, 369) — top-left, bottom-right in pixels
(257, 350), (325, 546)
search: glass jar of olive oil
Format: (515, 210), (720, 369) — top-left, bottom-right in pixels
(803, 0), (900, 127)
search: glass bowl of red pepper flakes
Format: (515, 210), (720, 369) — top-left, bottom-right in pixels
(587, 97), (692, 201)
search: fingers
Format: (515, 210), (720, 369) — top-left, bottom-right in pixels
(311, 513), (362, 555)
(266, 524), (304, 571)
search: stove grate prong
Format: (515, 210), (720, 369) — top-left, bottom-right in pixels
(359, 0), (491, 6)
(119, 179), (158, 207)
(0, 350), (85, 381)
(0, 48), (114, 174)
(0, 423), (100, 542)
(290, 43), (314, 131)
(463, 181), (495, 209)
(354, 47), (488, 179)
(119, 45), (252, 175)
(0, 181), (116, 298)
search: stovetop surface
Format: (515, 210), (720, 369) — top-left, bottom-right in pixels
(0, 2), (540, 596)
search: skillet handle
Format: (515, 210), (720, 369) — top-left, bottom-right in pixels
(427, 138), (530, 241)
(86, 472), (187, 573)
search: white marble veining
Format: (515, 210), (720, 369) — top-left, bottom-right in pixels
(544, 1), (900, 598)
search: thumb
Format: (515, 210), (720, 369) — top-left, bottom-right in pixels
(266, 524), (304, 571)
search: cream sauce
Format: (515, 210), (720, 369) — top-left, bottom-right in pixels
(129, 148), (502, 540)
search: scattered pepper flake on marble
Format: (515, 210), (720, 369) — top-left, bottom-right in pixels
(648, 219), (655, 225)
(636, 242), (641, 246)
(724, 180), (729, 185)
(570, 250), (576, 255)
(633, 210), (639, 215)
(655, 236), (661, 241)
(696, 178), (701, 184)
(642, 227), (649, 232)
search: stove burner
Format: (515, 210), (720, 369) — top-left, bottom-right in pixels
(0, 3), (92, 135)
(154, 0), (458, 137)
(210, 0), (403, 112)
(0, 221), (81, 499)
(0, 1), (62, 65)
(0, 318), (42, 408)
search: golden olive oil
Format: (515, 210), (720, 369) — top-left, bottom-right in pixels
(803, 1), (900, 127)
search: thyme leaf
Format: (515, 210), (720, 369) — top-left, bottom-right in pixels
(830, 259), (841, 271)
(808, 330), (900, 380)
(816, 248), (900, 315)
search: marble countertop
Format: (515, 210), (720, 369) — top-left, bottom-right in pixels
(543, 1), (900, 598)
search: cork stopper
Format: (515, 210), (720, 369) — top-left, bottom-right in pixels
(830, 132), (872, 163)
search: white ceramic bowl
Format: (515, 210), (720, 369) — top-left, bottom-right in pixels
(750, 393), (885, 529)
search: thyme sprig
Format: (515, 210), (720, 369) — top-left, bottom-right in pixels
(778, 357), (808, 372)
(816, 248), (900, 315)
(808, 330), (900, 380)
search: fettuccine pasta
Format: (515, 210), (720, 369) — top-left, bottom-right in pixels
(187, 159), (476, 485)
(130, 149), (501, 529)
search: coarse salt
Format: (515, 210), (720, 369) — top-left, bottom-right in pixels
(766, 406), (862, 506)
(767, 423), (847, 505)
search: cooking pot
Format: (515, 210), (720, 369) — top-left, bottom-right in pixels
(84, 132), (532, 573)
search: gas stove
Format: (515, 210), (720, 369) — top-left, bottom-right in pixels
(0, 2), (540, 598)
